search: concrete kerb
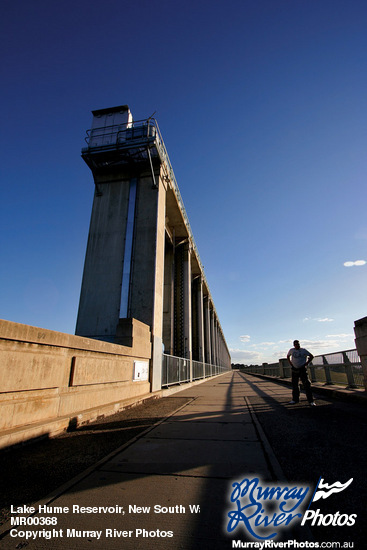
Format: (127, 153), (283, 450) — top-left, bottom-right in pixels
(1, 371), (316, 545)
(243, 395), (286, 482)
(0, 397), (198, 539)
(0, 371), (229, 539)
(241, 371), (367, 405)
(242, 395), (315, 543)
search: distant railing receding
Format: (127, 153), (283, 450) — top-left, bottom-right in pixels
(244, 363), (280, 377)
(241, 349), (363, 388)
(162, 354), (229, 387)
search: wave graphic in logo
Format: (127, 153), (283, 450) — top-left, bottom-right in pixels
(312, 478), (353, 503)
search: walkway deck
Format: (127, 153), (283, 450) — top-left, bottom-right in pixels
(1, 371), (365, 549)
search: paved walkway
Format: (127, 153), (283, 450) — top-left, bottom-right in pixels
(1, 371), (362, 549)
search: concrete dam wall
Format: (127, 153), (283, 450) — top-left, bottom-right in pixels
(0, 318), (152, 449)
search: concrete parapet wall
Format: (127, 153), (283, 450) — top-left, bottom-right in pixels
(0, 318), (152, 449)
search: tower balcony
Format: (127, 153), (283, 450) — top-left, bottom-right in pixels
(81, 117), (164, 172)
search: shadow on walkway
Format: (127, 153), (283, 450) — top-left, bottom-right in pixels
(1, 372), (365, 549)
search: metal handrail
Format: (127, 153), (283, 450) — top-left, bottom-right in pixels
(311, 349), (360, 364)
(241, 349), (364, 388)
(162, 353), (230, 387)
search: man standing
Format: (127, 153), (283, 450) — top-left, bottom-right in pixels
(287, 340), (316, 406)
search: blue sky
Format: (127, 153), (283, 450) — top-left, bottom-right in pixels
(1, 0), (366, 364)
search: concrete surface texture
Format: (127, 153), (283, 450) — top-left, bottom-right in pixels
(0, 318), (151, 448)
(1, 371), (365, 549)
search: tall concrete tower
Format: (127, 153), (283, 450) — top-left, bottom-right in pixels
(76, 105), (231, 391)
(76, 105), (167, 390)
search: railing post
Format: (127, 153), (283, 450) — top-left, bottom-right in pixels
(342, 352), (357, 388)
(308, 361), (317, 383)
(162, 354), (166, 386)
(278, 359), (284, 378)
(279, 358), (289, 378)
(322, 356), (333, 385)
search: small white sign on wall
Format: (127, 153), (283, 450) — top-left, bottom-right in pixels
(133, 360), (149, 381)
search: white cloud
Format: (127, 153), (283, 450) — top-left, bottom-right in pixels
(294, 335), (354, 352)
(344, 260), (366, 267)
(301, 339), (334, 348)
(239, 335), (251, 343)
(326, 333), (352, 339)
(303, 317), (334, 323)
(230, 348), (261, 364)
(258, 341), (276, 346)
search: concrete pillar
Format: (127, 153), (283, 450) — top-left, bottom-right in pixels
(204, 296), (212, 366)
(210, 310), (216, 366)
(76, 176), (131, 341)
(77, 172), (166, 392)
(220, 333), (224, 366)
(278, 358), (287, 378)
(193, 277), (205, 362)
(354, 317), (367, 391)
(217, 331), (221, 367)
(128, 173), (166, 391)
(191, 278), (198, 361)
(163, 237), (174, 355)
(217, 330), (222, 367)
(183, 243), (192, 364)
(173, 244), (184, 358)
(174, 243), (193, 361)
